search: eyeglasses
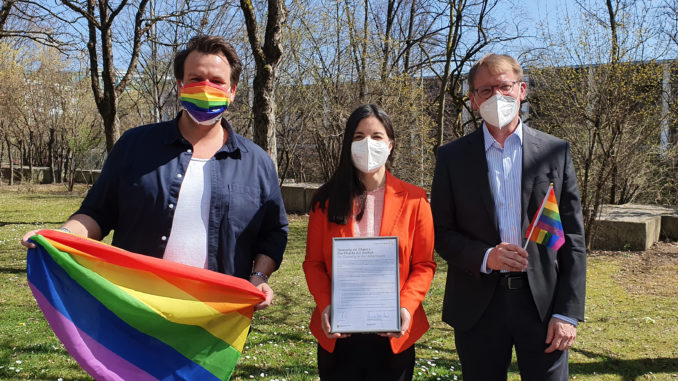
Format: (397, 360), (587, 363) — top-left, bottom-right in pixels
(473, 81), (521, 99)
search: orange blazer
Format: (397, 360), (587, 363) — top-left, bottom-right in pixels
(303, 171), (436, 354)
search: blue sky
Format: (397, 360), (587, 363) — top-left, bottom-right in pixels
(85, 0), (676, 74)
(500, 0), (675, 65)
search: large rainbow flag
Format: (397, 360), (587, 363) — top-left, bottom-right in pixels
(525, 183), (566, 251)
(26, 229), (264, 381)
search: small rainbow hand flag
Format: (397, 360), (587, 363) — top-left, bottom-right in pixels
(26, 229), (264, 381)
(524, 183), (566, 251)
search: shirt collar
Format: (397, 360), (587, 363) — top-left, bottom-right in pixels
(219, 118), (243, 154)
(482, 119), (524, 151)
(162, 114), (184, 145)
(164, 111), (244, 156)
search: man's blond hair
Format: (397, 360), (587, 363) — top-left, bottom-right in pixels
(468, 54), (524, 90)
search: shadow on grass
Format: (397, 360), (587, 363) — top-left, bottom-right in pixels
(0, 372), (87, 381)
(0, 341), (66, 356)
(248, 330), (308, 343)
(0, 221), (64, 227)
(19, 193), (85, 199)
(571, 348), (678, 380)
(0, 267), (26, 274)
(233, 364), (317, 379)
(0, 342), (89, 381)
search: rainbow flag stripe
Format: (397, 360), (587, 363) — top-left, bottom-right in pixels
(27, 230), (264, 381)
(180, 82), (231, 111)
(525, 184), (566, 251)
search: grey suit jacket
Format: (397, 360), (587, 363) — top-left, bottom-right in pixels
(431, 125), (586, 332)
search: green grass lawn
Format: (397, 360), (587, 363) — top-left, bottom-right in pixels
(0, 185), (676, 380)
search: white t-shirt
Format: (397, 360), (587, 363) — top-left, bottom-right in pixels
(163, 158), (210, 268)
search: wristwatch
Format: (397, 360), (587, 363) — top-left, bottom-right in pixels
(250, 271), (269, 283)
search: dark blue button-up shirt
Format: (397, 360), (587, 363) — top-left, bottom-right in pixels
(76, 115), (288, 278)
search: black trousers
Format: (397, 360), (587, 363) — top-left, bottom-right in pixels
(317, 334), (415, 381)
(455, 274), (569, 381)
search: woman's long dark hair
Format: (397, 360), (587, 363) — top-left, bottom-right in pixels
(311, 104), (395, 225)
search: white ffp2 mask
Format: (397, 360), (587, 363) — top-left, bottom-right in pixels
(479, 94), (519, 129)
(351, 137), (391, 174)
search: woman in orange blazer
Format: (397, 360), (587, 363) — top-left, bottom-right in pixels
(303, 104), (436, 381)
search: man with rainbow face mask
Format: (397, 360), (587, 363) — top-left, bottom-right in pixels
(22, 36), (289, 311)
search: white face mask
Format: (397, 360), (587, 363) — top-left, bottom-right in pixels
(351, 137), (391, 174)
(478, 94), (519, 129)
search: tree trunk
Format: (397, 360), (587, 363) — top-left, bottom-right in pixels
(0, 138), (3, 186)
(58, 133), (66, 183)
(64, 147), (72, 186)
(605, 0), (620, 207)
(0, 0), (16, 35)
(252, 72), (278, 166)
(435, 82), (448, 153)
(359, 0), (368, 99)
(48, 127), (56, 184)
(606, 0), (619, 65)
(19, 140), (24, 183)
(434, 2), (457, 155)
(67, 149), (75, 192)
(343, 0), (367, 101)
(240, 0), (287, 170)
(28, 131), (34, 183)
(101, 104), (120, 153)
(62, 0), (150, 153)
(380, 0), (397, 80)
(99, 4), (121, 153)
(403, 0), (417, 74)
(6, 137), (12, 185)
(149, 0), (161, 123)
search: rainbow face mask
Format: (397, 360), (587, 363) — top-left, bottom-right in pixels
(180, 81), (234, 125)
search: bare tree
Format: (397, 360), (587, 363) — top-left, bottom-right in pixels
(0, 40), (103, 186)
(240, 0), (286, 168)
(429, 0), (521, 154)
(55, 0), (150, 152)
(285, 1), (351, 182)
(0, 42), (27, 185)
(662, 0), (678, 47)
(528, 0), (671, 247)
(341, 0), (369, 100)
(0, 0), (68, 49)
(133, 0), (221, 125)
(0, 0), (16, 33)
(378, 0), (400, 80)
(52, 0), (210, 153)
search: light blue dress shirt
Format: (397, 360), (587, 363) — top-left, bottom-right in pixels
(479, 121), (577, 327)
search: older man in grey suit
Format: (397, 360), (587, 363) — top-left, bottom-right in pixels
(431, 53), (586, 380)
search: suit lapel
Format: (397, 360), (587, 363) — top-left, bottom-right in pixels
(469, 129), (498, 232)
(521, 125), (542, 233)
(379, 172), (406, 236)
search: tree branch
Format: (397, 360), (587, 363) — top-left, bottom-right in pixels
(240, 0), (264, 67)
